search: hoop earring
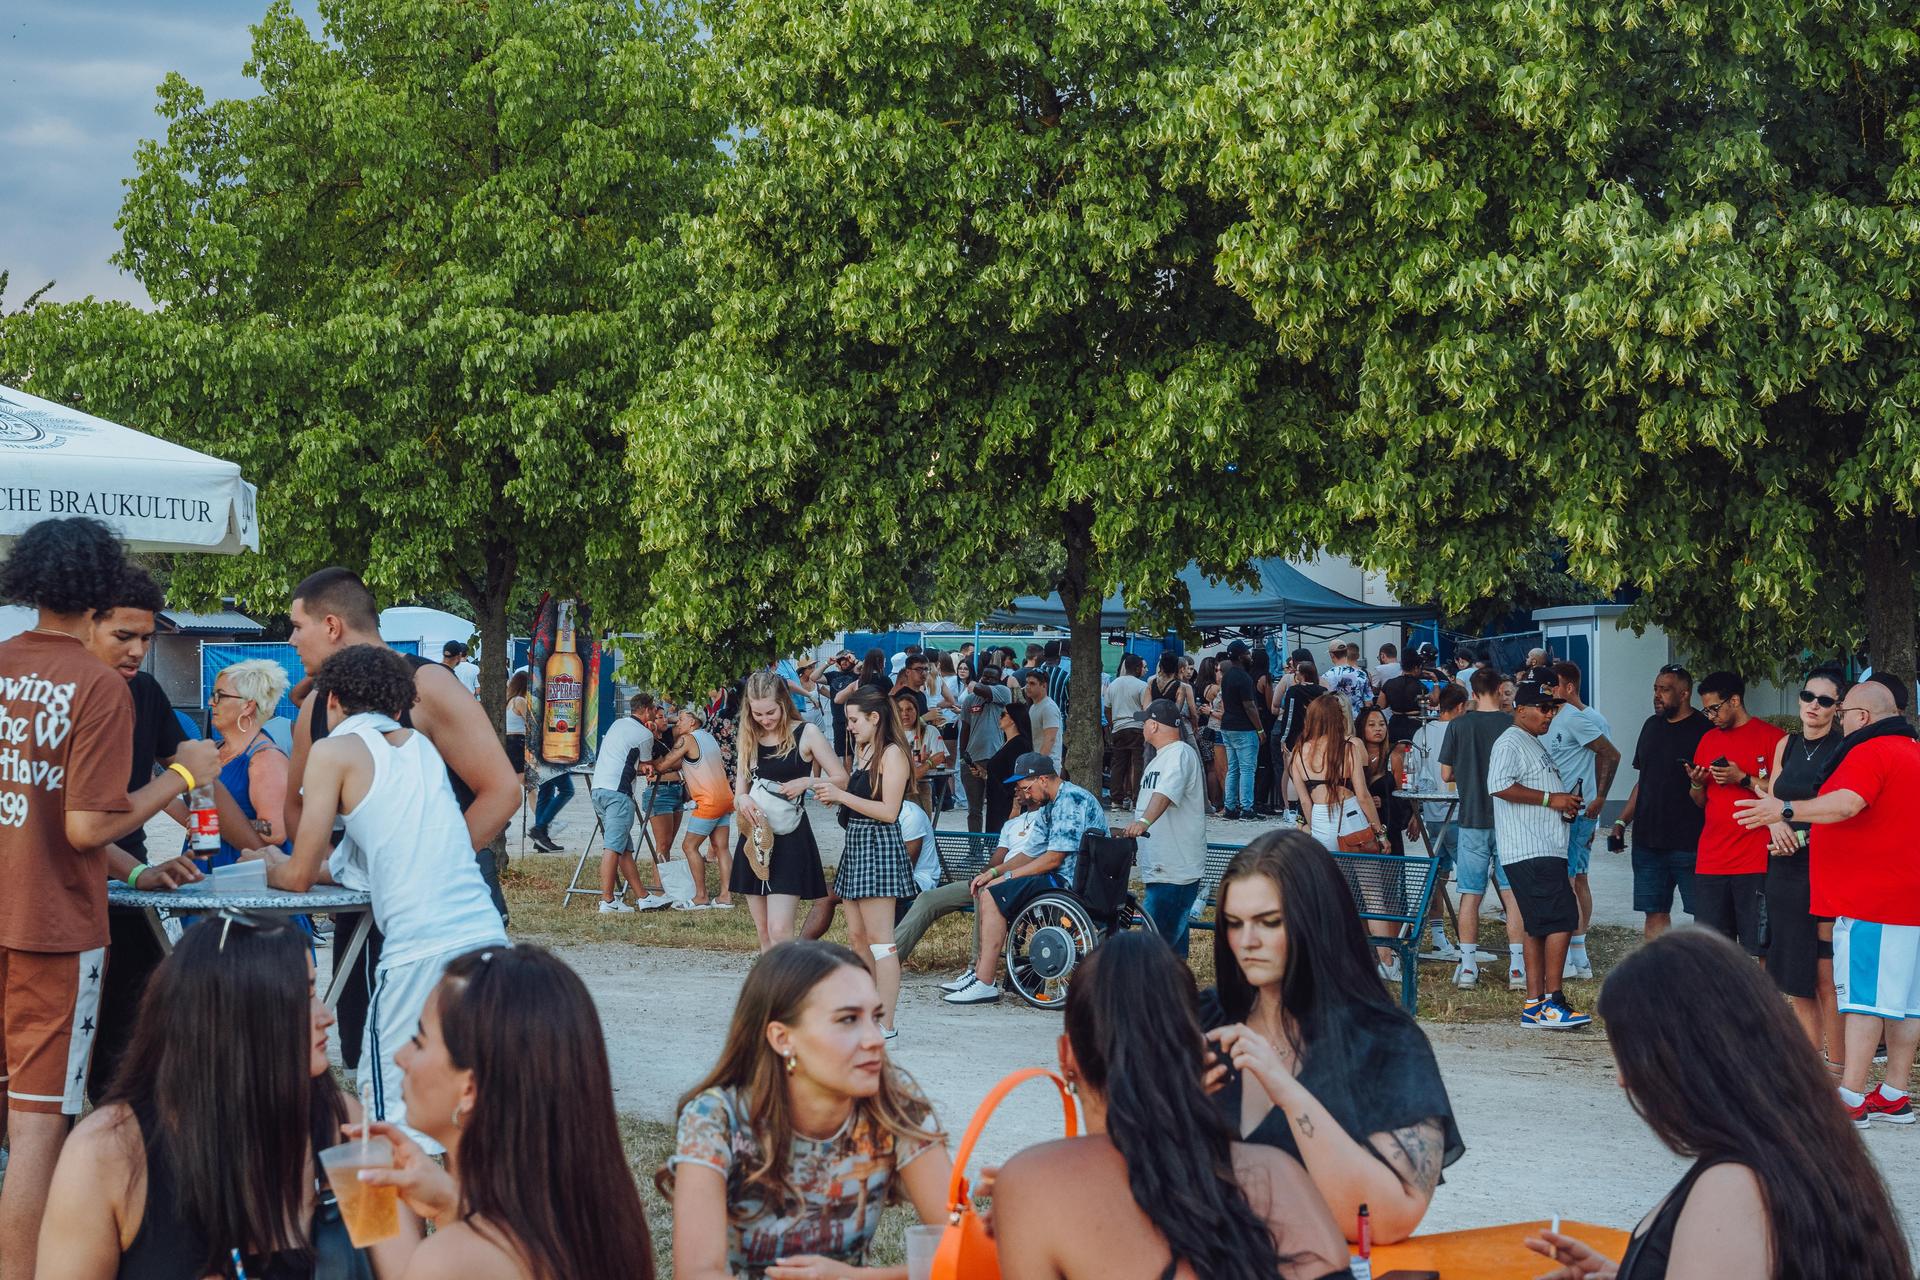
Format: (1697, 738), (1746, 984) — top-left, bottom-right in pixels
(451, 1102), (466, 1129)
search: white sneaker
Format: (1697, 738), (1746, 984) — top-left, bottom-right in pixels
(1418, 940), (1459, 962)
(1377, 958), (1403, 984)
(1507, 963), (1527, 991)
(635, 894), (672, 911)
(598, 898), (634, 914)
(942, 978), (1002, 1005)
(939, 971), (977, 993)
(1563, 956), (1594, 980)
(1452, 963), (1479, 989)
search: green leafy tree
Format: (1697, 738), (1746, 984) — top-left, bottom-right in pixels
(8, 0), (718, 720)
(628, 0), (1332, 781)
(1202, 0), (1920, 689)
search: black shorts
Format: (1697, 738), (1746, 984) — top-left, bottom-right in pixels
(1764, 856), (1816, 998)
(1694, 871), (1766, 957)
(1505, 857), (1578, 939)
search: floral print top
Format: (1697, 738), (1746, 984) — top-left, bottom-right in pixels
(670, 1084), (939, 1277)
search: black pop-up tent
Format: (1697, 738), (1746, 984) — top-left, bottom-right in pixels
(986, 559), (1436, 633)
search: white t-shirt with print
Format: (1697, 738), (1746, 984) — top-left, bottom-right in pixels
(1544, 704), (1610, 801)
(1487, 725), (1569, 866)
(1134, 739), (1206, 885)
(592, 715), (653, 793)
(1029, 696), (1064, 769)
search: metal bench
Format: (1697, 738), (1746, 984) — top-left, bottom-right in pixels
(932, 828), (998, 892)
(1190, 840), (1441, 1015)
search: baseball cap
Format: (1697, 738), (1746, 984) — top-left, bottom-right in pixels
(1225, 640), (1251, 658)
(1007, 751), (1059, 783)
(1143, 698), (1183, 728)
(1513, 680), (1563, 709)
(443, 640), (467, 657)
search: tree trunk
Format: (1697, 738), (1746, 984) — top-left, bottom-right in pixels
(1057, 502), (1107, 795)
(1863, 508), (1918, 720)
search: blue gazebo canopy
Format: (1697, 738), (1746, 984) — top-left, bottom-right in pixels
(986, 560), (1436, 632)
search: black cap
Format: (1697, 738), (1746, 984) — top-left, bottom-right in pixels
(1143, 698), (1184, 728)
(1007, 751), (1059, 782)
(442, 640), (467, 657)
(1225, 640), (1251, 658)
(1513, 679), (1563, 709)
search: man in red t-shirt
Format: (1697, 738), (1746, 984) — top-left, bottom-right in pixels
(1684, 671), (1784, 956)
(1738, 677), (1920, 1130)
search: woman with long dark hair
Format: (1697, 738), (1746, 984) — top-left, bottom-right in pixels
(1756, 670), (1847, 1062)
(1528, 929), (1912, 1280)
(809, 686), (916, 1033)
(1197, 656), (1226, 812)
(994, 933), (1350, 1280)
(357, 944), (655, 1280)
(1288, 695), (1388, 853)
(37, 912), (404, 1278)
(1203, 832), (1462, 1244)
(662, 941), (949, 1279)
(980, 700), (1033, 835)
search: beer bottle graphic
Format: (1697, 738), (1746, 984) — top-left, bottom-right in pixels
(543, 601), (584, 764)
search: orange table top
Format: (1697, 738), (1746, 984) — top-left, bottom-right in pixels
(1364, 1220), (1632, 1279)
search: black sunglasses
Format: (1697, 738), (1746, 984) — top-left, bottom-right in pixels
(1798, 689), (1838, 708)
(1658, 664), (1692, 681)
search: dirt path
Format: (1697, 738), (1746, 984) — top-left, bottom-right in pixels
(559, 941), (1920, 1244)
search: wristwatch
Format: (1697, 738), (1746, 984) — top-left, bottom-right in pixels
(1781, 802), (1795, 823)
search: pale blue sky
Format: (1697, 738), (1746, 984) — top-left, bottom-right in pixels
(1, 0), (318, 306)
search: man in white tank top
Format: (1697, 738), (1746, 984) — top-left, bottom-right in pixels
(266, 645), (507, 1150)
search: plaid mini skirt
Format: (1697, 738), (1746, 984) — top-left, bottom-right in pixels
(836, 817), (915, 899)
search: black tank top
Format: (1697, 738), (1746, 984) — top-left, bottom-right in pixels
(1770, 731), (1844, 871)
(119, 1102), (314, 1280)
(1616, 1157), (1737, 1280)
(752, 731), (811, 785)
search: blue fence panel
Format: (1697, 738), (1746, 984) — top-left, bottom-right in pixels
(201, 640), (419, 722)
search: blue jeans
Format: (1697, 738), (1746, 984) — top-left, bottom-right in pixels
(1565, 814), (1598, 876)
(1144, 880), (1203, 958)
(1222, 730), (1260, 811)
(534, 772), (575, 828)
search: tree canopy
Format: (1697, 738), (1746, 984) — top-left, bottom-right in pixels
(1202, 0), (1920, 684)
(3, 0), (719, 717)
(626, 0), (1339, 774)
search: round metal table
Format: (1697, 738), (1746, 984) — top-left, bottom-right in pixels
(108, 883), (375, 1007)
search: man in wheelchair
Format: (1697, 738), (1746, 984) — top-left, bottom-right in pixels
(943, 752), (1110, 1006)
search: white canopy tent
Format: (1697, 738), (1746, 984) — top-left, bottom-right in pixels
(379, 606), (474, 657)
(0, 383), (259, 554)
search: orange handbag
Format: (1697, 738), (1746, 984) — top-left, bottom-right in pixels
(930, 1068), (1079, 1280)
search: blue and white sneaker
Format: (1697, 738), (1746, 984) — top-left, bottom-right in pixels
(1521, 994), (1593, 1030)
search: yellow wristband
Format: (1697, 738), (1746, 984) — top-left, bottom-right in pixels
(167, 762), (197, 792)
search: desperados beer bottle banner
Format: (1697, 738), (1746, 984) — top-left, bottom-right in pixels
(527, 593), (603, 769)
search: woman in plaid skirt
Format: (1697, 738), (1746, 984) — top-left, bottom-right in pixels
(810, 685), (915, 1036)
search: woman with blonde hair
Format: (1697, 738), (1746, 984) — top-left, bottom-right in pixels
(735, 670), (846, 952)
(1287, 693), (1387, 853)
(211, 657), (293, 868)
(663, 941), (948, 1279)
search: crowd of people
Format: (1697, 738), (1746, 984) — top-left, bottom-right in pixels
(2, 513), (1918, 1278)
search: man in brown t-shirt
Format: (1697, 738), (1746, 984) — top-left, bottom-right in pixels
(0, 517), (217, 1280)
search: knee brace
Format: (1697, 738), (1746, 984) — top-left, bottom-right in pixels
(869, 943), (898, 961)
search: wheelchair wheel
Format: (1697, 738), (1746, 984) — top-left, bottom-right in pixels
(1005, 893), (1101, 1009)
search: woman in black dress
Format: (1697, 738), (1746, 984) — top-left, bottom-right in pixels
(978, 701), (1032, 836)
(733, 671), (844, 952)
(1757, 669), (1846, 1062)
(1529, 929), (1910, 1280)
(1203, 832), (1462, 1244)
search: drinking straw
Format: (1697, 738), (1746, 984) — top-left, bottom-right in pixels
(360, 1080), (374, 1163)
(1551, 1214), (1561, 1235)
(231, 1248), (250, 1279)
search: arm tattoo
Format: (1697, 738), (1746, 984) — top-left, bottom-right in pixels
(1376, 1119), (1445, 1198)
(1295, 1113), (1314, 1138)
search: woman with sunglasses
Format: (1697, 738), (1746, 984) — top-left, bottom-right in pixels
(1757, 671), (1848, 1062)
(37, 912), (408, 1279)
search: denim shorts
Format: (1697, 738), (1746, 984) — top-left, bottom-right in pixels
(1565, 814), (1598, 876)
(643, 780), (687, 816)
(1631, 844), (1697, 916)
(686, 812), (730, 837)
(1454, 827), (1509, 894)
(590, 788), (637, 853)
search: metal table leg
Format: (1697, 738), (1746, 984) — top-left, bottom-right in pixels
(323, 911), (375, 1009)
